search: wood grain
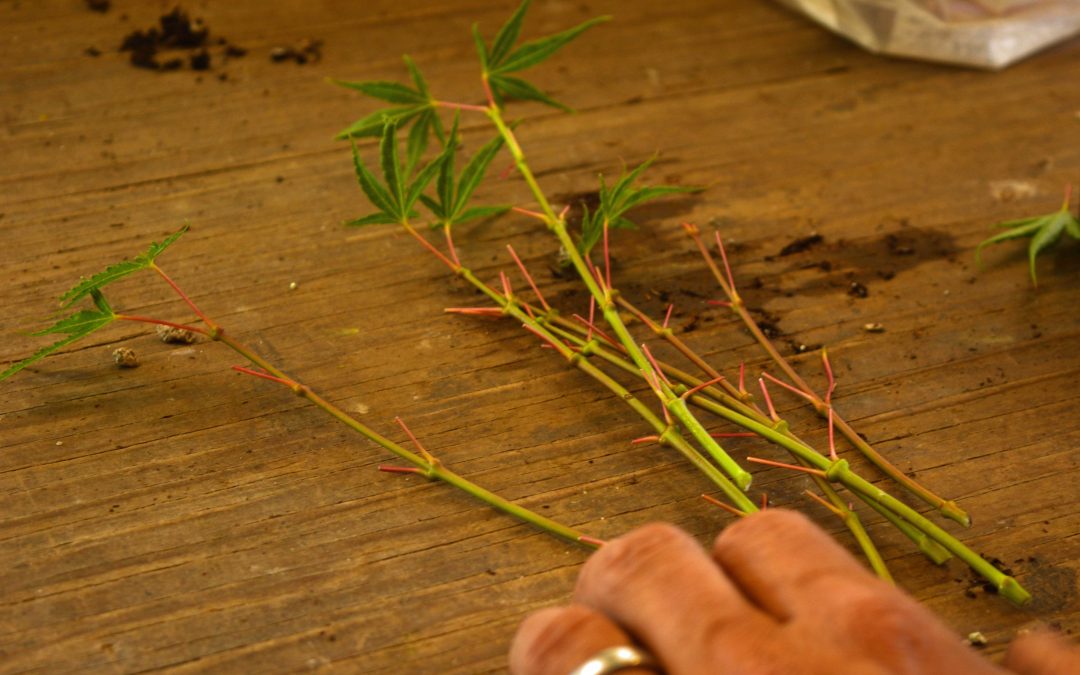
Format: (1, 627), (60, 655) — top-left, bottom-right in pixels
(1, 0), (1078, 671)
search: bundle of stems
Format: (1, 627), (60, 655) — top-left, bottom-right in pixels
(334, 0), (1030, 604)
(0, 0), (1031, 608)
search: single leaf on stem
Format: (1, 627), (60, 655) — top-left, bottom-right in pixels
(2, 290), (116, 381)
(60, 226), (188, 307)
(332, 55), (441, 142)
(474, 0), (609, 111)
(576, 159), (701, 257)
(976, 185), (1079, 286)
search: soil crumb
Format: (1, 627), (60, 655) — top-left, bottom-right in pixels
(119, 8), (245, 73)
(270, 38), (323, 65)
(778, 234), (824, 257)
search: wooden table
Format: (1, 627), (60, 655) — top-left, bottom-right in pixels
(2, 1), (1078, 671)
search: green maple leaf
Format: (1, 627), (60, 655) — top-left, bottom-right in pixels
(348, 121), (452, 227)
(474, 0), (609, 111)
(333, 55), (444, 173)
(976, 188), (1080, 286)
(2, 290), (116, 381)
(576, 157), (702, 256)
(60, 226), (187, 307)
(3, 227), (188, 381)
(418, 115), (509, 228)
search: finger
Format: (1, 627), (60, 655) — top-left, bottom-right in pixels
(573, 522), (774, 673)
(509, 604), (655, 675)
(1005, 630), (1080, 675)
(712, 508), (880, 620)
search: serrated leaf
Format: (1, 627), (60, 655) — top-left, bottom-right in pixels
(418, 194), (445, 220)
(1027, 214), (1068, 286)
(330, 79), (425, 104)
(351, 139), (397, 217)
(437, 116), (461, 218)
(975, 220), (1044, 265)
(379, 121), (405, 213)
(619, 185), (699, 213)
(2, 299), (115, 381)
(405, 145), (450, 213)
(976, 193), (1080, 285)
(489, 75), (571, 112)
(472, 23), (489, 70)
(493, 16), (609, 74)
(455, 205), (511, 223)
(490, 0), (530, 65)
(406, 110), (432, 176)
(1066, 216), (1080, 239)
(453, 134), (505, 220)
(60, 226), (187, 308)
(346, 212), (401, 227)
(608, 157), (655, 205)
(335, 106), (423, 140)
(403, 55), (430, 100)
(578, 203), (601, 256)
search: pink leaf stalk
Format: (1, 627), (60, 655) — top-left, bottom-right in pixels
(714, 231), (737, 295)
(758, 377), (779, 422)
(822, 348), (836, 405)
(761, 371), (817, 405)
(640, 343), (673, 387)
(746, 456), (827, 478)
(506, 244), (551, 311)
(701, 493), (748, 518)
(395, 416), (437, 466)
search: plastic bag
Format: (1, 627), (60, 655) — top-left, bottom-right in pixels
(774, 0), (1080, 69)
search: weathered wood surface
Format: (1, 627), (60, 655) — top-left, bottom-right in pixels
(1, 0), (1078, 672)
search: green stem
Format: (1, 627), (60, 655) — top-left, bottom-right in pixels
(698, 398), (1029, 605)
(486, 104), (752, 492)
(686, 228), (971, 527)
(455, 268), (757, 513)
(150, 267), (595, 548)
(544, 318), (902, 577)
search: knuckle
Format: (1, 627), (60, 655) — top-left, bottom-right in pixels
(713, 508), (810, 555)
(578, 522), (687, 598)
(835, 583), (925, 646)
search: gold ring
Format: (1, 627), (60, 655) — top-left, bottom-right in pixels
(567, 644), (661, 675)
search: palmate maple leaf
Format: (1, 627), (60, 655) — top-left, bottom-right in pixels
(977, 185), (1080, 286)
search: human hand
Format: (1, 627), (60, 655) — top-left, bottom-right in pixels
(510, 509), (1079, 674)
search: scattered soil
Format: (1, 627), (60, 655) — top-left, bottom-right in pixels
(270, 38), (323, 65)
(847, 281), (869, 298)
(787, 340), (821, 354)
(118, 8), (246, 73)
(778, 233), (824, 257)
(885, 233), (915, 256)
(752, 226), (957, 300)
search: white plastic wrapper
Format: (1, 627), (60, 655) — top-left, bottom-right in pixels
(775, 0), (1080, 69)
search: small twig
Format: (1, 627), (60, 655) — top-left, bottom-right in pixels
(395, 416), (438, 467)
(761, 371), (817, 405)
(507, 244), (550, 311)
(746, 456), (827, 478)
(379, 464), (424, 475)
(758, 377), (779, 422)
(701, 493), (748, 517)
